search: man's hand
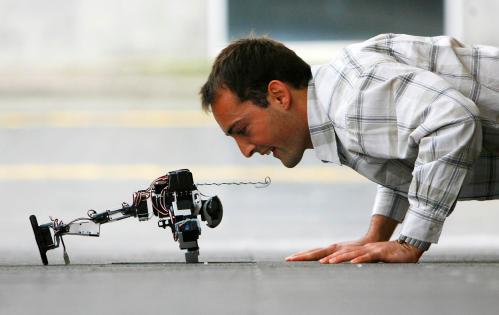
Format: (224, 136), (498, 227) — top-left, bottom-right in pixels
(285, 239), (369, 262)
(286, 240), (424, 263)
(286, 214), (403, 262)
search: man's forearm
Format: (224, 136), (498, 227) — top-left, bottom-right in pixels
(363, 214), (399, 242)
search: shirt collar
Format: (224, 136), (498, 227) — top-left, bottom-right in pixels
(307, 65), (341, 165)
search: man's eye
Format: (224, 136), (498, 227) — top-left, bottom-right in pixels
(236, 127), (247, 136)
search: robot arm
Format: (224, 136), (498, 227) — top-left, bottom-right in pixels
(30, 169), (224, 265)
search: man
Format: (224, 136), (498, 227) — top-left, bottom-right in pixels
(199, 34), (499, 263)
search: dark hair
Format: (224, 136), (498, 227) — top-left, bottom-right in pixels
(200, 36), (312, 112)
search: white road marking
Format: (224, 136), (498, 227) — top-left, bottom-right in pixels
(0, 110), (216, 128)
(0, 164), (367, 183)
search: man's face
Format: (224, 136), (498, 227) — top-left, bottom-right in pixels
(211, 88), (308, 168)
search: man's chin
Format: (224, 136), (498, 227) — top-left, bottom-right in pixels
(278, 154), (303, 168)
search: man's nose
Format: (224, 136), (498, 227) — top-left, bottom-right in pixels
(235, 138), (255, 158)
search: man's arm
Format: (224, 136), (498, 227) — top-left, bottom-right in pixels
(365, 214), (399, 242)
(319, 71), (481, 263)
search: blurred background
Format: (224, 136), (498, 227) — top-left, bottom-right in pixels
(1, 0), (499, 265)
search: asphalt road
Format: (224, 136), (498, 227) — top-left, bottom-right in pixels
(2, 262), (499, 315)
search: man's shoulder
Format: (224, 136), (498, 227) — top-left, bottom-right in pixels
(346, 33), (471, 61)
(347, 33), (454, 50)
(337, 33), (464, 74)
(330, 35), (398, 76)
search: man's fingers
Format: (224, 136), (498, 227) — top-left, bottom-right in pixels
(319, 245), (363, 263)
(350, 253), (376, 264)
(286, 248), (322, 258)
(286, 248), (329, 261)
(327, 249), (366, 264)
(319, 248), (353, 263)
(320, 245), (374, 264)
(286, 245), (338, 261)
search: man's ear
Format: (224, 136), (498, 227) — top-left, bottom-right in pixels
(267, 80), (291, 110)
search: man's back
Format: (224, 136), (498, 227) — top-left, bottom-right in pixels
(343, 33), (499, 152)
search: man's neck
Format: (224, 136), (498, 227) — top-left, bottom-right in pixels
(290, 87), (313, 149)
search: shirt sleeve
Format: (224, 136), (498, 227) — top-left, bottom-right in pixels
(372, 185), (409, 223)
(354, 62), (483, 248)
(399, 96), (481, 245)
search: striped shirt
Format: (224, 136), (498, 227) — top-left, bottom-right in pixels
(307, 33), (499, 250)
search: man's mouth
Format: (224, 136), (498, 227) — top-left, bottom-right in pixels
(263, 147), (275, 156)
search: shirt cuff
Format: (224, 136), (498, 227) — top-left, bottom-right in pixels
(399, 208), (445, 244)
(371, 185), (409, 222)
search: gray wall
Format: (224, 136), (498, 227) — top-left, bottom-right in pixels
(0, 0), (498, 71)
(446, 0), (499, 46)
(0, 0), (208, 69)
